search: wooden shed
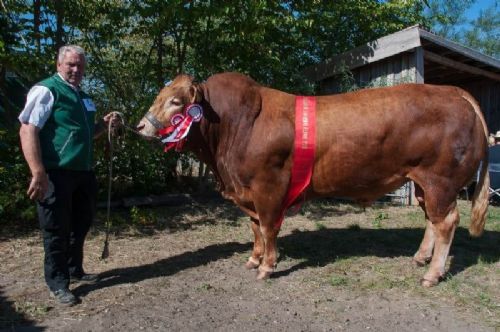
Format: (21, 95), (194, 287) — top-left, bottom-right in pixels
(303, 25), (500, 133)
(303, 25), (500, 204)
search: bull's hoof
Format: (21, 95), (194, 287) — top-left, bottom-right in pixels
(256, 266), (273, 280)
(245, 257), (260, 270)
(420, 277), (439, 287)
(256, 270), (272, 280)
(412, 256), (431, 267)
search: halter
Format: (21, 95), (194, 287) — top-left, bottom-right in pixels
(145, 103), (203, 152)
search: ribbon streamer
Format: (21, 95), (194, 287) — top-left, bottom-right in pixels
(275, 96), (316, 229)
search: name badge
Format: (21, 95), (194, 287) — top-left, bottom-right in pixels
(82, 98), (97, 112)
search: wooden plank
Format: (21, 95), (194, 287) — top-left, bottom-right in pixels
(401, 53), (411, 82)
(359, 66), (371, 87)
(408, 51), (417, 83)
(393, 54), (402, 83)
(386, 59), (394, 86)
(415, 47), (424, 83)
(424, 50), (500, 82)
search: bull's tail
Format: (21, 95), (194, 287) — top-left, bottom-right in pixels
(462, 94), (489, 237)
(470, 155), (489, 237)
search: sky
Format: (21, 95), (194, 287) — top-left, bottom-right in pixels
(465, 0), (498, 20)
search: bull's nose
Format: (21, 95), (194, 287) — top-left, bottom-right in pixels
(136, 123), (145, 131)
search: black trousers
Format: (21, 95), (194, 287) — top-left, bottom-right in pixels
(37, 169), (97, 291)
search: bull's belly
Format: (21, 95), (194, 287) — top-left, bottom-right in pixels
(311, 174), (409, 202)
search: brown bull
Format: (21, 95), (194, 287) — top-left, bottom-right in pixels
(137, 72), (489, 287)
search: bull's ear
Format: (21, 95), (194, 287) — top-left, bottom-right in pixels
(190, 83), (203, 104)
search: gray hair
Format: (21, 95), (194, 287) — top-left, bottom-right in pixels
(57, 45), (86, 63)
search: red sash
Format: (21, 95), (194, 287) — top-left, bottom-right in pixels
(275, 96), (316, 229)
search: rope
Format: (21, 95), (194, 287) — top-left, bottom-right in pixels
(99, 112), (162, 259)
(101, 112), (125, 259)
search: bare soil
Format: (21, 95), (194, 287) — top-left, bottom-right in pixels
(1, 199), (498, 331)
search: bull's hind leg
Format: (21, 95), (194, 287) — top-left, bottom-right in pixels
(421, 204), (459, 287)
(245, 217), (264, 269)
(413, 184), (434, 266)
(419, 189), (460, 287)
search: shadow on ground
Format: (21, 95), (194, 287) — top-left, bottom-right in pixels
(0, 287), (44, 331)
(74, 226), (499, 296)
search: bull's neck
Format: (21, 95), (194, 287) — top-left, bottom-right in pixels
(184, 119), (225, 190)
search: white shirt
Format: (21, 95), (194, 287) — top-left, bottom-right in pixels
(18, 73), (79, 129)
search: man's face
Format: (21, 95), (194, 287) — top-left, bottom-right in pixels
(57, 51), (85, 86)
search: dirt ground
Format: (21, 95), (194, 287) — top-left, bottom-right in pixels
(1, 199), (498, 331)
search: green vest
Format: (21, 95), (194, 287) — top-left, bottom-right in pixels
(38, 74), (96, 171)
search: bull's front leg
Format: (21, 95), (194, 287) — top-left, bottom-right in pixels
(249, 174), (288, 280)
(255, 220), (280, 280)
(245, 217), (264, 269)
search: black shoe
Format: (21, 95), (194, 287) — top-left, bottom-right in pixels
(50, 288), (78, 306)
(70, 273), (100, 284)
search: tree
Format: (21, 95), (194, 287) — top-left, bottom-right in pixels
(423, 0), (499, 59)
(463, 4), (499, 58)
(0, 0), (429, 224)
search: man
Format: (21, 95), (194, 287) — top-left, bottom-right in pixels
(19, 45), (119, 306)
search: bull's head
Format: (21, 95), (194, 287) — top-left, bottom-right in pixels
(136, 74), (202, 139)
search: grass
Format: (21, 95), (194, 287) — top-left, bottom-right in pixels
(329, 275), (349, 287)
(292, 199), (499, 326)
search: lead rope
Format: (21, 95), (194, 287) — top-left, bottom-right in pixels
(101, 112), (125, 260)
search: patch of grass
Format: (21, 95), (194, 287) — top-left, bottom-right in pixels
(372, 211), (389, 229)
(130, 206), (157, 226)
(197, 283), (214, 291)
(15, 301), (50, 318)
(486, 208), (500, 232)
(329, 274), (349, 287)
(315, 221), (326, 231)
(405, 210), (423, 223)
(9, 301), (50, 322)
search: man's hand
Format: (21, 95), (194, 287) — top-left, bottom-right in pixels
(27, 172), (49, 201)
(95, 112), (123, 138)
(103, 112), (122, 130)
(19, 123), (48, 201)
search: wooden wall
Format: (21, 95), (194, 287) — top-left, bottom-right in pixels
(318, 51), (420, 95)
(460, 80), (500, 133)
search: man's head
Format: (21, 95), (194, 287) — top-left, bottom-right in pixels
(57, 45), (86, 87)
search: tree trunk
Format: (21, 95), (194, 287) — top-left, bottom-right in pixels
(33, 0), (41, 53)
(156, 31), (163, 88)
(55, 0), (64, 61)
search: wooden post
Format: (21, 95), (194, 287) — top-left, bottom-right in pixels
(415, 46), (424, 84)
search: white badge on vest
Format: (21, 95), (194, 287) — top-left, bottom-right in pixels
(82, 99), (97, 112)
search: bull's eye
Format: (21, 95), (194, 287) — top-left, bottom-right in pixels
(170, 98), (182, 107)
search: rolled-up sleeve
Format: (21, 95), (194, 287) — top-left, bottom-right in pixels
(18, 85), (54, 128)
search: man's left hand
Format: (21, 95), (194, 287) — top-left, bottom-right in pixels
(103, 112), (122, 130)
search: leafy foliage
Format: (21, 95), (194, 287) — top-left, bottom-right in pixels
(2, 0), (492, 226)
(423, 0), (499, 58)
